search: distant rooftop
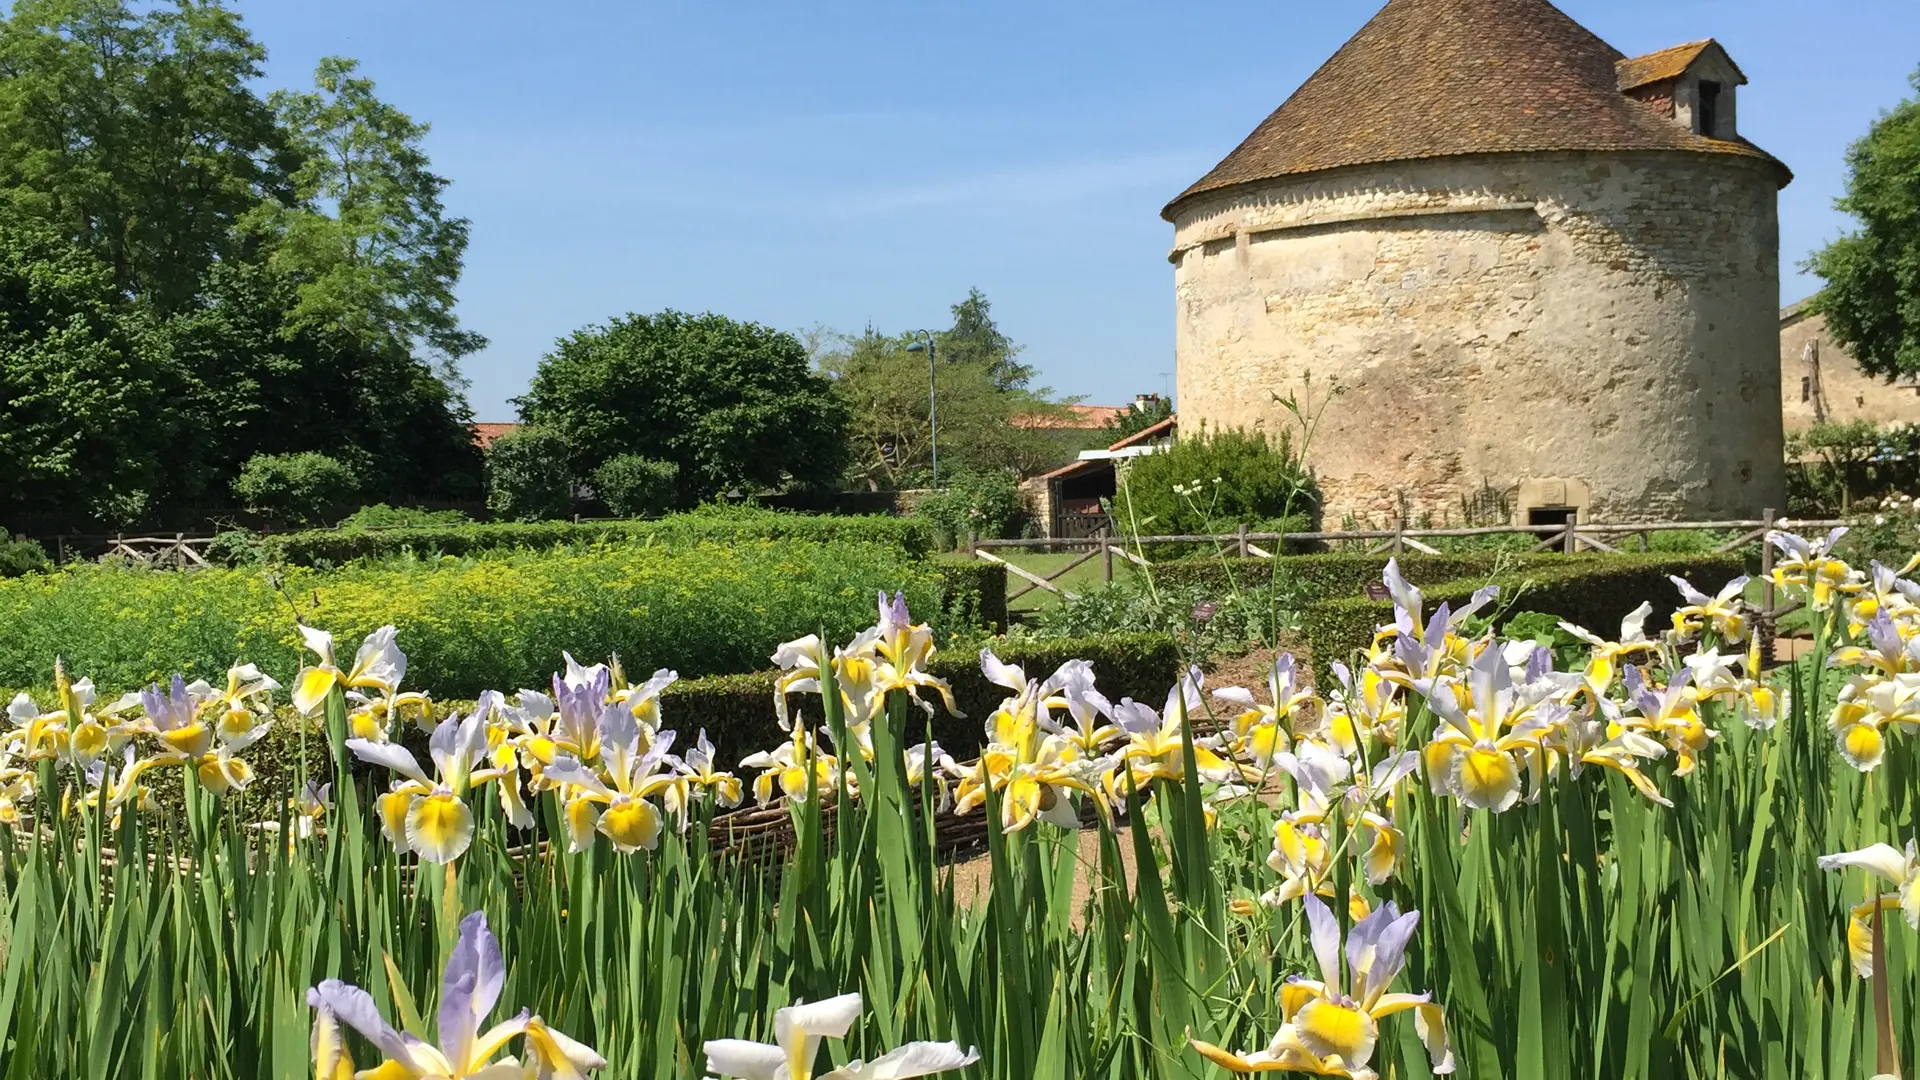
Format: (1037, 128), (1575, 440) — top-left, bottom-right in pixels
(472, 422), (518, 450)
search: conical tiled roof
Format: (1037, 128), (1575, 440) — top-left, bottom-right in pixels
(1164, 0), (1787, 219)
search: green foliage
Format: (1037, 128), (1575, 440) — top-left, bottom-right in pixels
(816, 295), (1069, 490)
(258, 506), (933, 566)
(590, 454), (680, 517)
(1300, 553), (1745, 679)
(0, 0), (278, 311)
(1113, 427), (1320, 545)
(516, 311), (847, 502)
(1032, 573), (1305, 662)
(1786, 420), (1920, 514)
(913, 470), (1028, 544)
(1807, 66), (1920, 379)
(0, 2), (485, 525)
(0, 204), (181, 522)
(245, 56), (483, 362)
(336, 503), (471, 530)
(930, 554), (1008, 634)
(940, 286), (1032, 392)
(0, 540), (946, 698)
(485, 426), (574, 522)
(231, 451), (361, 525)
(204, 528), (266, 568)
(1838, 494), (1920, 569)
(1103, 395), (1173, 442)
(0, 535), (50, 577)
(1152, 551), (1555, 604)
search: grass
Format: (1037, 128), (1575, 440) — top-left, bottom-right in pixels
(1000, 551), (1144, 612)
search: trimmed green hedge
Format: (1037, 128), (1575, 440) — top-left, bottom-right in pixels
(1299, 553), (1746, 679)
(251, 508), (934, 566)
(135, 631), (1182, 815)
(931, 556), (1008, 634)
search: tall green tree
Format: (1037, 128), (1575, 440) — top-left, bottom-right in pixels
(940, 287), (1032, 391)
(247, 55), (484, 369)
(818, 319), (1067, 490)
(0, 2), (487, 522)
(0, 0), (284, 310)
(515, 311), (848, 502)
(0, 203), (182, 523)
(1810, 67), (1920, 379)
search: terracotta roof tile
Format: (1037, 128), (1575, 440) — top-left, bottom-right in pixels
(471, 423), (518, 450)
(1165, 0), (1787, 218)
(1013, 404), (1130, 430)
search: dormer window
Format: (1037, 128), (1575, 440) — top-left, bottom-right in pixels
(1697, 81), (1722, 138)
(1617, 39), (1746, 140)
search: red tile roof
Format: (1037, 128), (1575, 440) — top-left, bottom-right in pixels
(1013, 404), (1130, 430)
(1165, 0), (1787, 218)
(472, 423), (519, 450)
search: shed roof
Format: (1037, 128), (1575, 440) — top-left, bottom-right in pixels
(1165, 0), (1787, 218)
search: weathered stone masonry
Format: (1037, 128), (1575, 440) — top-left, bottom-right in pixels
(1163, 0), (1792, 527)
(1171, 152), (1784, 524)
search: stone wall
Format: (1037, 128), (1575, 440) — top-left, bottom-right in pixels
(1169, 150), (1784, 526)
(1779, 305), (1920, 433)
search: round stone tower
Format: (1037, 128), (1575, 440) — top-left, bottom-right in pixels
(1166, 0), (1792, 527)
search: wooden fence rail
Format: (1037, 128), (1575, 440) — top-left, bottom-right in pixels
(966, 512), (1848, 596)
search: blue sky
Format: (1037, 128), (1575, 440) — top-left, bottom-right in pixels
(236, 0), (1920, 421)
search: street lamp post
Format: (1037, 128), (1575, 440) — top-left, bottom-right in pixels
(906, 333), (938, 488)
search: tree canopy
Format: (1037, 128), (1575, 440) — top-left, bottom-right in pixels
(816, 289), (1067, 490)
(1810, 67), (1920, 380)
(0, 0), (483, 527)
(514, 311), (849, 504)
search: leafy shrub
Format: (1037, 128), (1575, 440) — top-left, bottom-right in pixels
(204, 529), (266, 568)
(337, 503), (471, 530)
(1032, 574), (1304, 662)
(258, 507), (934, 566)
(1839, 495), (1920, 568)
(1300, 553), (1745, 680)
(0, 540), (947, 698)
(486, 426), (574, 522)
(232, 452), (361, 525)
(914, 470), (1028, 546)
(591, 455), (681, 517)
(0, 537), (50, 578)
(1113, 427), (1319, 548)
(1784, 420), (1920, 515)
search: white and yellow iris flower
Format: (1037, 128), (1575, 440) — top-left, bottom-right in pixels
(309, 910), (604, 1078)
(1189, 893), (1452, 1079)
(1817, 840), (1920, 977)
(1417, 647), (1555, 812)
(544, 713), (685, 854)
(291, 624), (410, 718)
(1670, 574), (1752, 644)
(703, 991), (978, 1080)
(1768, 528), (1863, 610)
(347, 707), (530, 863)
(1827, 673), (1920, 772)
